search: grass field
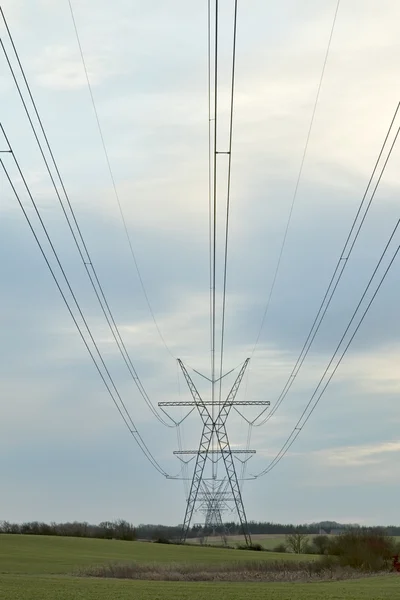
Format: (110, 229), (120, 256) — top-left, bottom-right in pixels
(0, 534), (308, 574)
(190, 533), (400, 550)
(2, 574), (399, 600)
(189, 533), (293, 549)
(1, 534), (399, 599)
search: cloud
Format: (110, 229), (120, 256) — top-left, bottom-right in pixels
(1, 0), (400, 526)
(316, 440), (400, 468)
(335, 346), (400, 395)
(32, 45), (107, 90)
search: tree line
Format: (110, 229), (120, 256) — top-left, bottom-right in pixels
(284, 529), (399, 571)
(1, 519), (400, 540)
(0, 519), (136, 541)
(192, 521), (400, 537)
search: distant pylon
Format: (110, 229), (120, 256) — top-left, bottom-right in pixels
(159, 359), (270, 546)
(199, 479), (230, 544)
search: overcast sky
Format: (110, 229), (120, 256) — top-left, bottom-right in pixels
(1, 0), (400, 528)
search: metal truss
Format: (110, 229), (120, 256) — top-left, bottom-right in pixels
(174, 450), (256, 455)
(160, 358), (270, 546)
(159, 401), (268, 407)
(201, 480), (229, 545)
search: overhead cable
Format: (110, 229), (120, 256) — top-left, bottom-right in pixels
(209, 0), (219, 480)
(218, 0), (238, 404)
(252, 219), (400, 478)
(250, 0), (341, 359)
(240, 101), (399, 488)
(0, 8), (175, 428)
(207, 0), (213, 379)
(66, 0), (175, 360)
(252, 103), (400, 428)
(239, 0), (341, 487)
(211, 0), (219, 415)
(0, 143), (171, 477)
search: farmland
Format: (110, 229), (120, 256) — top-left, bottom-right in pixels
(188, 533), (296, 549)
(189, 533), (400, 550)
(1, 574), (399, 600)
(0, 533), (308, 574)
(1, 534), (399, 599)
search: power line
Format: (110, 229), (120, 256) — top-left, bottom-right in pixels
(240, 421), (252, 492)
(239, 0), (341, 488)
(218, 0), (238, 406)
(252, 104), (400, 428)
(0, 8), (174, 429)
(252, 219), (400, 478)
(66, 0), (175, 361)
(175, 363), (190, 499)
(240, 101), (399, 488)
(207, 0), (213, 380)
(240, 101), (399, 486)
(210, 0), (219, 477)
(208, 0), (239, 485)
(0, 145), (170, 477)
(250, 0), (341, 358)
(206, 0), (216, 479)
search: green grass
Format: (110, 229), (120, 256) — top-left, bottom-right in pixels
(1, 574), (399, 599)
(0, 534), (308, 575)
(190, 533), (331, 550)
(1, 535), (399, 600)
(192, 533), (400, 552)
(189, 533), (292, 550)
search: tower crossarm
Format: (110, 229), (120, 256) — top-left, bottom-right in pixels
(173, 449), (256, 455)
(159, 401), (269, 407)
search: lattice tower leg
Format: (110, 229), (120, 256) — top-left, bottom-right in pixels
(180, 418), (213, 542)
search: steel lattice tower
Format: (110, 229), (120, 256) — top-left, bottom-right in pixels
(159, 359), (269, 545)
(196, 479), (230, 544)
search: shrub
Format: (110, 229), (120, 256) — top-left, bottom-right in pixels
(78, 558), (361, 582)
(154, 537), (171, 544)
(302, 542), (318, 555)
(273, 543), (288, 553)
(236, 542), (265, 551)
(250, 543), (264, 551)
(328, 529), (395, 571)
(312, 535), (330, 555)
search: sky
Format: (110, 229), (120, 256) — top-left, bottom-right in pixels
(0, 0), (400, 528)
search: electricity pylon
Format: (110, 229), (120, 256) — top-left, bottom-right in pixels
(159, 358), (269, 546)
(197, 479), (231, 544)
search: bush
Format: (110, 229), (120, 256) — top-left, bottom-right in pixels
(273, 543), (287, 553)
(236, 543), (265, 551)
(249, 543), (264, 551)
(154, 537), (171, 544)
(312, 535), (330, 555)
(328, 529), (395, 571)
(78, 558), (362, 582)
(302, 542), (317, 555)
(318, 554), (340, 576)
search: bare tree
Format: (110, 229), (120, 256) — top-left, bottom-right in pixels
(285, 532), (308, 554)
